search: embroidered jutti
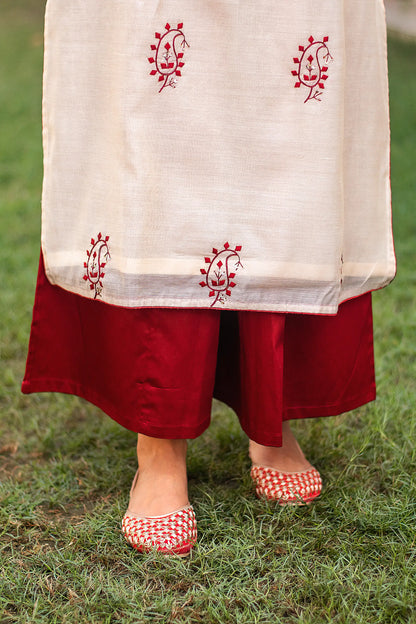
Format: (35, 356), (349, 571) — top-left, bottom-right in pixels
(40, 0), (395, 314)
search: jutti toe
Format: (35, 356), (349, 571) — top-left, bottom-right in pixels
(121, 505), (197, 556)
(251, 465), (322, 505)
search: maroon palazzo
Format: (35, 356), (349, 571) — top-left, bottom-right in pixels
(22, 254), (375, 446)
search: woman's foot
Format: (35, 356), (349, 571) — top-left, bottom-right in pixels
(249, 422), (322, 504)
(249, 421), (313, 473)
(122, 435), (196, 555)
(127, 434), (189, 517)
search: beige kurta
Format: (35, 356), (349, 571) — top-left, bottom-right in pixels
(41, 0), (395, 313)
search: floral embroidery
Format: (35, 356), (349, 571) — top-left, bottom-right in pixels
(148, 22), (189, 93)
(83, 233), (110, 299)
(292, 36), (333, 103)
(199, 242), (243, 308)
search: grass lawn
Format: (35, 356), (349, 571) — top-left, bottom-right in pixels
(1, 3), (416, 623)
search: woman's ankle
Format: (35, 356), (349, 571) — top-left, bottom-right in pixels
(249, 422), (313, 473)
(128, 434), (189, 517)
(136, 434), (188, 473)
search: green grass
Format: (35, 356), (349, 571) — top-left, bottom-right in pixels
(1, 4), (416, 623)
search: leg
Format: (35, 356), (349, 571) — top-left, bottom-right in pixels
(121, 308), (221, 554)
(249, 421), (312, 473)
(239, 295), (375, 504)
(23, 254), (221, 554)
(236, 309), (320, 504)
(122, 437), (196, 555)
(128, 435), (188, 517)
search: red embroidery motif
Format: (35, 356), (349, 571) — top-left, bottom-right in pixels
(292, 36), (333, 103)
(83, 233), (110, 299)
(148, 22), (189, 93)
(199, 243), (243, 308)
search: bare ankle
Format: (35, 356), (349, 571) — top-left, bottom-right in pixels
(127, 435), (189, 516)
(249, 422), (312, 472)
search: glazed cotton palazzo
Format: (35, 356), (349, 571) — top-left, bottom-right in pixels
(40, 0), (395, 314)
(22, 255), (376, 445)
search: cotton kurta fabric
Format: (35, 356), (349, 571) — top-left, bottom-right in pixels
(41, 0), (395, 313)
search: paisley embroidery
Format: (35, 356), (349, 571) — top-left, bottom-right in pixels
(148, 22), (189, 93)
(83, 233), (110, 299)
(199, 243), (243, 308)
(292, 36), (333, 103)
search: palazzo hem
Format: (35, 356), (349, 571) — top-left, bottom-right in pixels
(21, 377), (211, 439)
(21, 379), (375, 442)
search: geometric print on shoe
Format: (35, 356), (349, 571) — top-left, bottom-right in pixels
(251, 466), (322, 505)
(121, 505), (197, 556)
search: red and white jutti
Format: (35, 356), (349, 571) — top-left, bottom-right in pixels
(122, 506), (197, 556)
(40, 0), (394, 314)
(251, 465), (323, 505)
